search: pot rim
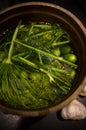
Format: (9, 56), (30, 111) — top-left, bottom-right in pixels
(0, 2), (86, 34)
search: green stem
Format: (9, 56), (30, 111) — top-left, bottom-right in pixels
(7, 22), (21, 63)
(30, 30), (52, 38)
(38, 53), (43, 65)
(51, 31), (70, 46)
(52, 73), (71, 86)
(52, 30), (64, 43)
(18, 56), (38, 69)
(51, 40), (70, 47)
(51, 67), (68, 74)
(28, 23), (34, 35)
(33, 24), (51, 29)
(14, 39), (77, 68)
(56, 82), (70, 94)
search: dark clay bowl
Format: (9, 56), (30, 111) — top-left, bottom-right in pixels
(0, 2), (86, 116)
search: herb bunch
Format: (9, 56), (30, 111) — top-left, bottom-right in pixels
(0, 21), (78, 109)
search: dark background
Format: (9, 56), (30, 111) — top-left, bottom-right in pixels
(0, 0), (86, 130)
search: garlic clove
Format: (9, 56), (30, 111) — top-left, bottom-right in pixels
(61, 99), (86, 120)
(79, 85), (86, 96)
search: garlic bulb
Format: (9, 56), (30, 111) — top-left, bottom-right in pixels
(61, 99), (86, 120)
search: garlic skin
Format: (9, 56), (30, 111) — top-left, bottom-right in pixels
(61, 99), (86, 120)
(79, 85), (86, 96)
